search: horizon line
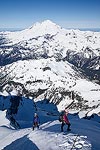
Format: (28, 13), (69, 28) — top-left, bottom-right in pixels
(0, 27), (100, 32)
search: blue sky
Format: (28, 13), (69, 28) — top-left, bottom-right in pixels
(0, 0), (100, 29)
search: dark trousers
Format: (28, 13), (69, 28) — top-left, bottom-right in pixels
(33, 122), (39, 130)
(61, 122), (71, 132)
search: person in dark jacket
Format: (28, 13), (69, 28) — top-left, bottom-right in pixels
(33, 113), (40, 130)
(61, 108), (71, 132)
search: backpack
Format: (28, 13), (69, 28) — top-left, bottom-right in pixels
(59, 113), (64, 122)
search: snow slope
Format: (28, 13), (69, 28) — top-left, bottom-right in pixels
(1, 58), (100, 117)
(0, 108), (100, 150)
(0, 93), (100, 150)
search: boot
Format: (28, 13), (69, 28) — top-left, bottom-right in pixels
(67, 128), (71, 131)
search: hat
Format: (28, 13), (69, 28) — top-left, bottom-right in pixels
(34, 113), (37, 116)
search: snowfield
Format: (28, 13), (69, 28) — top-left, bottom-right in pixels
(1, 57), (100, 116)
(0, 108), (100, 150)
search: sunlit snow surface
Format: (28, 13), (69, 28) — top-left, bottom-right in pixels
(0, 104), (100, 150)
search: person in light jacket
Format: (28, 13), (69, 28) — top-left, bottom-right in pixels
(33, 113), (40, 130)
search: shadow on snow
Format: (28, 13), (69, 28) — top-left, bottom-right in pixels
(2, 135), (40, 150)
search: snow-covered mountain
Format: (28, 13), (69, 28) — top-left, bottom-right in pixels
(0, 20), (100, 118)
(0, 20), (100, 81)
(0, 58), (100, 117)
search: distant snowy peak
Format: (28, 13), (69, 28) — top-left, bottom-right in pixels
(2, 20), (62, 44)
(29, 20), (61, 30)
(27, 19), (61, 35)
(41, 19), (58, 25)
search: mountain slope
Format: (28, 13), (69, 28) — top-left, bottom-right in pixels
(0, 20), (100, 82)
(0, 108), (100, 150)
(0, 58), (100, 117)
(0, 20), (100, 116)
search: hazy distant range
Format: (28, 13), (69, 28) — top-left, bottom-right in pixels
(0, 28), (100, 32)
